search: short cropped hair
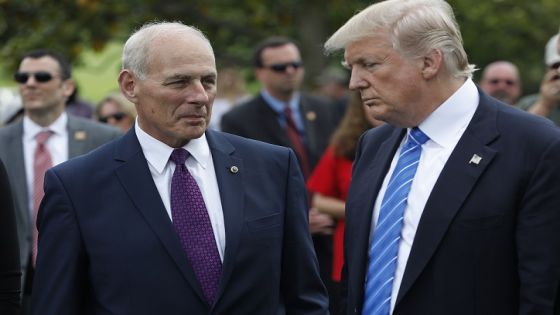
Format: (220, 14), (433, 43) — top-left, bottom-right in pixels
(325, 0), (475, 79)
(19, 50), (72, 80)
(122, 21), (213, 80)
(252, 36), (299, 68)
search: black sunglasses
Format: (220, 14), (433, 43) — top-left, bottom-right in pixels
(99, 112), (126, 123)
(264, 61), (304, 73)
(14, 71), (55, 84)
(488, 78), (516, 86)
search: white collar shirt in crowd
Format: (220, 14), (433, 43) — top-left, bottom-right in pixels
(370, 79), (479, 313)
(135, 121), (226, 261)
(23, 112), (69, 217)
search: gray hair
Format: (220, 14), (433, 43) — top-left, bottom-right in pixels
(324, 0), (476, 79)
(122, 21), (213, 80)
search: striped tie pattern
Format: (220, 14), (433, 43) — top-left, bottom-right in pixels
(362, 127), (429, 315)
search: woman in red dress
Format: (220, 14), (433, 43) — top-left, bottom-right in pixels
(307, 91), (382, 311)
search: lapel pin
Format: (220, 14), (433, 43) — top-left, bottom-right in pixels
(229, 166), (239, 174)
(469, 154), (482, 165)
(306, 111), (317, 121)
(74, 131), (87, 141)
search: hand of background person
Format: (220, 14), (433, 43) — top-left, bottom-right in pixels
(308, 208), (335, 235)
(528, 68), (560, 117)
(539, 68), (560, 106)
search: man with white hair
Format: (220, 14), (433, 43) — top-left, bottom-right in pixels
(30, 21), (328, 315)
(325, 0), (560, 314)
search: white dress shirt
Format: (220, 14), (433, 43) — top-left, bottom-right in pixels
(23, 112), (69, 216)
(135, 122), (226, 261)
(370, 79), (479, 313)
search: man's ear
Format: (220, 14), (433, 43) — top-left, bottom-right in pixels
(62, 79), (76, 99)
(421, 49), (443, 79)
(118, 70), (138, 103)
(254, 67), (264, 82)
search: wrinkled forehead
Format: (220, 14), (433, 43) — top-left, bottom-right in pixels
(146, 33), (215, 74)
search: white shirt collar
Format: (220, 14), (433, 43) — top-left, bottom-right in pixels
(23, 112), (68, 141)
(417, 79), (479, 147)
(135, 119), (210, 174)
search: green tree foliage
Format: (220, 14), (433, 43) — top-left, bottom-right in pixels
(1, 0), (558, 92)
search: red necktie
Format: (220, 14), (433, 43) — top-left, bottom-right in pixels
(32, 130), (53, 266)
(284, 106), (311, 179)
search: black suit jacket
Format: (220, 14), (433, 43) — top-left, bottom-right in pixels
(220, 93), (338, 169)
(31, 128), (328, 315)
(342, 91), (560, 314)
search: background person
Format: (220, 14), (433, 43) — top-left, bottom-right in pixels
(0, 49), (121, 315)
(324, 0), (560, 314)
(96, 91), (136, 132)
(519, 34), (560, 125)
(479, 61), (521, 105)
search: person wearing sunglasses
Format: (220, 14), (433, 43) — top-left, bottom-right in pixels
(221, 36), (340, 310)
(520, 34), (560, 126)
(96, 92), (137, 132)
(479, 61), (521, 105)
(0, 49), (121, 315)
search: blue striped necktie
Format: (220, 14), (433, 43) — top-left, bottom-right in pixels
(362, 127), (429, 315)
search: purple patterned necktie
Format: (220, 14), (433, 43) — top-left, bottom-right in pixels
(169, 148), (222, 305)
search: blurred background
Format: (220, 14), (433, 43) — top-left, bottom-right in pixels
(0, 0), (558, 102)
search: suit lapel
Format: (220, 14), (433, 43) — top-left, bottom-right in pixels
(396, 94), (499, 305)
(205, 130), (244, 306)
(257, 96), (291, 147)
(113, 129), (207, 304)
(350, 127), (405, 307)
(4, 122), (30, 233)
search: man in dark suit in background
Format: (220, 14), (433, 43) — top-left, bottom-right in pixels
(324, 0), (560, 314)
(221, 37), (339, 297)
(0, 50), (120, 314)
(31, 22), (328, 315)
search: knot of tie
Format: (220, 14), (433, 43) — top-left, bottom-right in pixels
(36, 130), (53, 145)
(170, 148), (189, 166)
(408, 127), (429, 146)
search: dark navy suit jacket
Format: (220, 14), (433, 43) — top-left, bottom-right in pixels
(31, 128), (328, 315)
(342, 91), (560, 315)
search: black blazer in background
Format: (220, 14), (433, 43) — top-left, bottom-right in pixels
(31, 128), (329, 315)
(0, 158), (21, 314)
(342, 91), (560, 315)
(220, 93), (339, 169)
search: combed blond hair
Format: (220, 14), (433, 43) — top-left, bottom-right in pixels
(324, 0), (476, 79)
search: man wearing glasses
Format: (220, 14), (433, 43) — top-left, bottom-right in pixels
(479, 61), (521, 105)
(221, 36), (339, 302)
(0, 50), (120, 314)
(519, 34), (560, 126)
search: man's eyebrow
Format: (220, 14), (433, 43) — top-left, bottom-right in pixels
(341, 60), (350, 70)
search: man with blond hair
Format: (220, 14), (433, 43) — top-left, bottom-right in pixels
(325, 0), (560, 314)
